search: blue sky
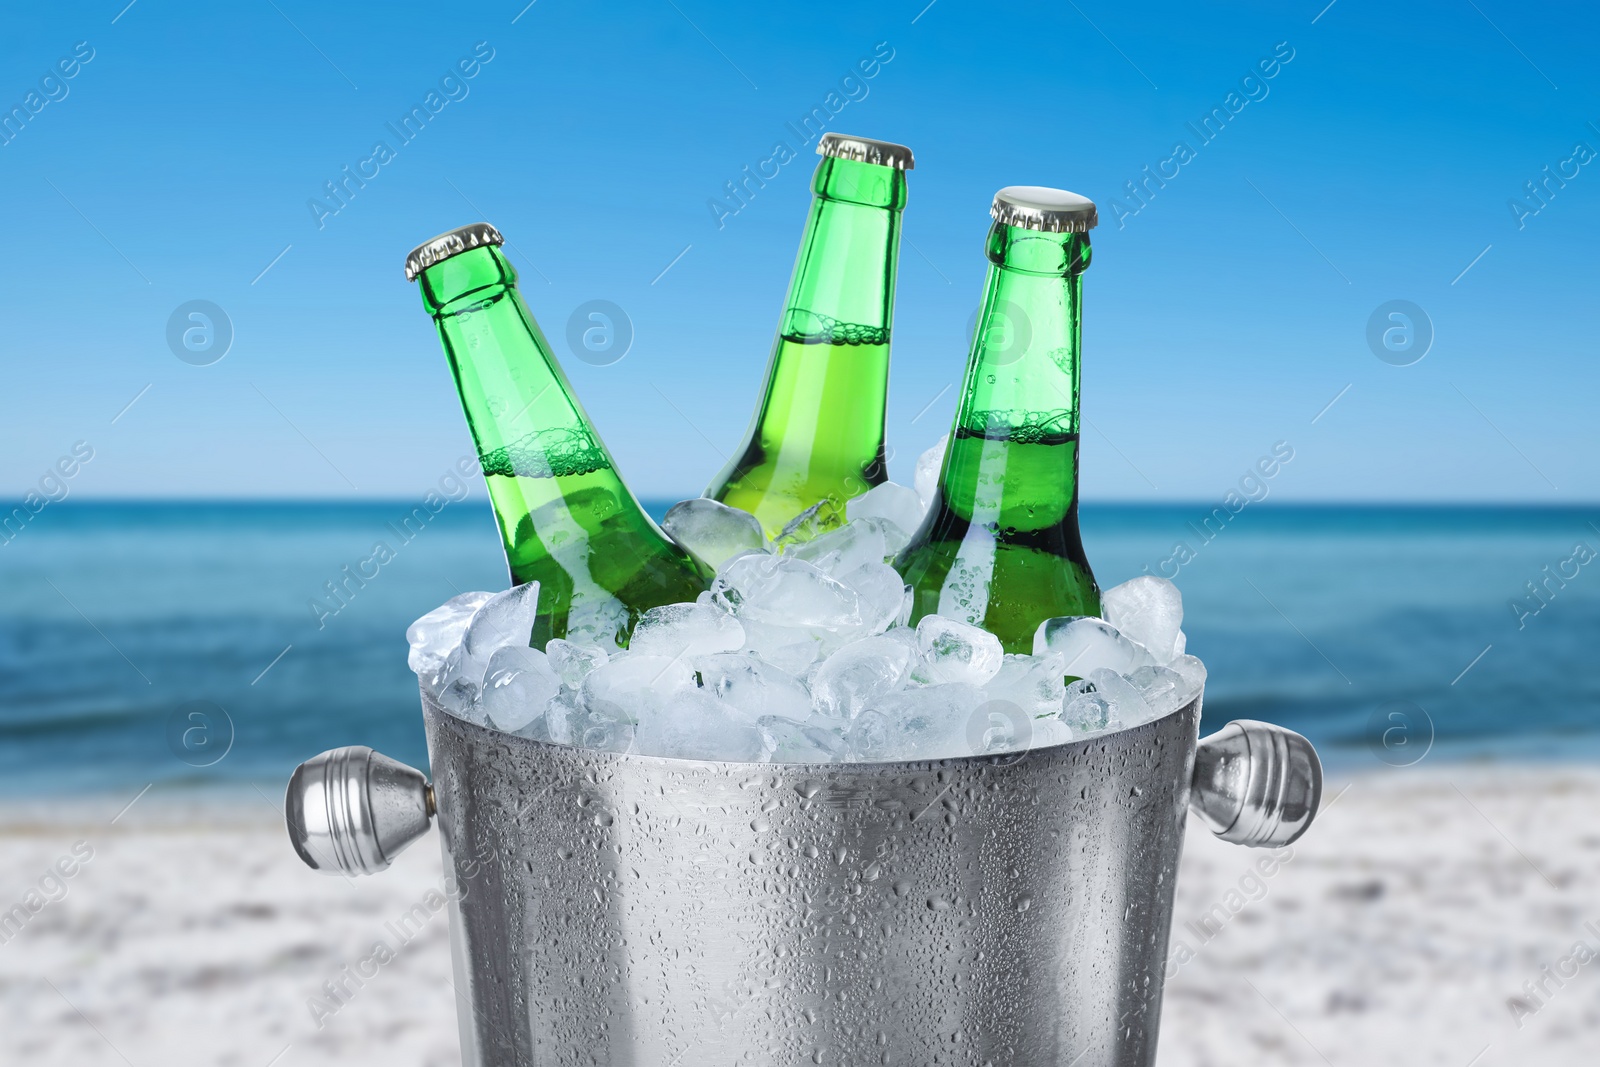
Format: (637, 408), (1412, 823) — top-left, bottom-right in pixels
(1, 0), (1595, 503)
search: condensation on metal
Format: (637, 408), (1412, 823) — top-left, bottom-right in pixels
(423, 691), (1202, 1066)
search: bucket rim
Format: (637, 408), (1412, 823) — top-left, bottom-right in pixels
(420, 686), (1203, 774)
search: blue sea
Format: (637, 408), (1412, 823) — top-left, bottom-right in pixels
(1, 500), (1597, 796)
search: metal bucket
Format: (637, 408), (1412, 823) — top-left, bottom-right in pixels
(286, 689), (1320, 1066)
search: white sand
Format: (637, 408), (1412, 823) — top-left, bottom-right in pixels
(3, 766), (1596, 1065)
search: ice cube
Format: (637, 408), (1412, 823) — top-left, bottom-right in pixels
(563, 595), (631, 656)
(547, 684), (627, 751)
(810, 630), (920, 720)
(984, 652), (1069, 718)
(634, 688), (771, 762)
(514, 711), (553, 743)
(1060, 681), (1112, 733)
(1126, 664), (1190, 717)
(1167, 654), (1207, 705)
(787, 518), (889, 578)
(1061, 668), (1151, 734)
(578, 715), (637, 753)
(718, 562), (876, 670)
(970, 696), (1039, 756)
(441, 584), (542, 698)
(406, 590), (494, 677)
(838, 563), (908, 636)
(462, 582), (541, 661)
(1033, 617), (1154, 678)
(480, 645), (562, 732)
(711, 553), (862, 630)
(545, 638), (608, 689)
(894, 586), (913, 629)
(845, 708), (891, 761)
(1030, 714), (1075, 749)
(913, 434), (947, 512)
(579, 653), (695, 724)
(1091, 667), (1149, 713)
(1102, 576), (1185, 664)
(693, 651), (812, 722)
(436, 675), (484, 724)
(845, 482), (925, 550)
(420, 643), (460, 699)
(734, 619), (829, 676)
(915, 614), (1004, 687)
(561, 668), (644, 753)
(628, 602), (744, 660)
(545, 687), (582, 746)
(759, 715), (849, 763)
(862, 683), (985, 761)
(662, 498), (770, 571)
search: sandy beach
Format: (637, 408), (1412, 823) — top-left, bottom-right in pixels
(3, 764), (1596, 1066)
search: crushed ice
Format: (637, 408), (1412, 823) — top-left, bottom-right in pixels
(407, 446), (1205, 764)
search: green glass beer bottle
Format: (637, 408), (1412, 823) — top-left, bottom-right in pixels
(895, 187), (1101, 654)
(706, 133), (913, 539)
(406, 223), (712, 650)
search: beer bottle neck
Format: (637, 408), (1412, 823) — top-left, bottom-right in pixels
(420, 246), (613, 482)
(896, 218), (1100, 650)
(931, 222), (1092, 538)
(706, 157), (907, 535)
(779, 156), (906, 342)
(954, 222), (1090, 439)
(418, 246), (673, 596)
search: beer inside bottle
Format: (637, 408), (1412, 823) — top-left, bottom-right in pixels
(408, 224), (711, 650)
(895, 188), (1101, 654)
(706, 133), (913, 539)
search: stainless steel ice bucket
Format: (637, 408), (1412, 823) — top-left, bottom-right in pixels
(285, 690), (1320, 1066)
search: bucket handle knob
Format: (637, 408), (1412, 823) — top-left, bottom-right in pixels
(1189, 720), (1322, 848)
(285, 746), (434, 876)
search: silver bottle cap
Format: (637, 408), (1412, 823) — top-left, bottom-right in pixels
(816, 133), (915, 170)
(404, 222), (505, 281)
(990, 187), (1098, 234)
